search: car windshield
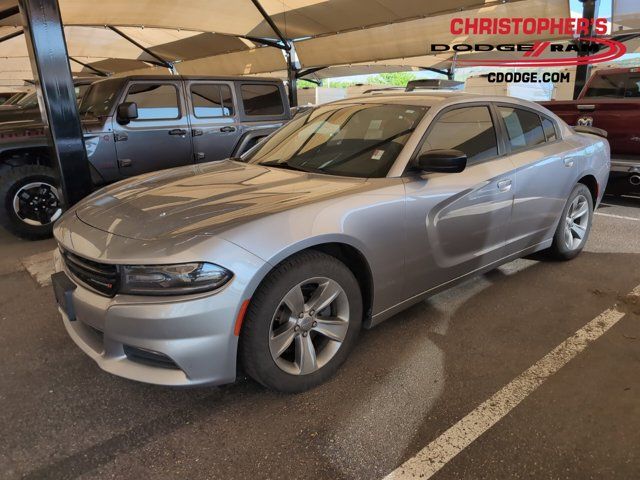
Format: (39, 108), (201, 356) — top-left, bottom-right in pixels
(79, 81), (119, 116)
(245, 103), (427, 178)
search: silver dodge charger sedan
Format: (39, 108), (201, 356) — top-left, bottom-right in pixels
(52, 92), (609, 392)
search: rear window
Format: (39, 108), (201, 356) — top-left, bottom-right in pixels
(240, 84), (284, 116)
(542, 117), (557, 142)
(499, 107), (545, 150)
(584, 73), (627, 98)
(624, 76), (640, 98)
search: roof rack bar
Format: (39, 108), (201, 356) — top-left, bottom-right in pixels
(107, 25), (174, 70)
(249, 0), (290, 49)
(69, 56), (109, 77)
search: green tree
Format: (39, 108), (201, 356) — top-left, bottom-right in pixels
(370, 72), (417, 86)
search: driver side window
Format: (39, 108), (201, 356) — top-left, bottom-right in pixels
(420, 106), (498, 165)
(124, 83), (180, 121)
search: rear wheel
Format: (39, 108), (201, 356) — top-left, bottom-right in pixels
(0, 165), (62, 240)
(239, 250), (362, 393)
(548, 183), (593, 260)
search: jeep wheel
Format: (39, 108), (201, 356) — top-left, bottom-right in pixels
(0, 165), (62, 240)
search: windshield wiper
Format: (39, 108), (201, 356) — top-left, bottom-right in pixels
(259, 160), (320, 173)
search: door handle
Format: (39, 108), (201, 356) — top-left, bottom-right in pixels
(168, 128), (187, 136)
(192, 129), (203, 137)
(577, 104), (596, 111)
(119, 159), (132, 168)
(563, 158), (575, 167)
(497, 179), (512, 192)
(220, 126), (236, 133)
(114, 132), (128, 142)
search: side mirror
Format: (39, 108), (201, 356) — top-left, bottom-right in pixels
(415, 149), (467, 173)
(116, 102), (138, 124)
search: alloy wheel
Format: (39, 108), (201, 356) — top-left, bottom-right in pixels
(12, 181), (62, 227)
(563, 193), (589, 251)
(269, 277), (350, 375)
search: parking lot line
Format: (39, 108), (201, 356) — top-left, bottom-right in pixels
(384, 285), (640, 480)
(595, 212), (640, 222)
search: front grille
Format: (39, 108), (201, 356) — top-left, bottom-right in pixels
(123, 345), (180, 370)
(62, 250), (119, 297)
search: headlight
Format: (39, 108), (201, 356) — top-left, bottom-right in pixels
(120, 262), (232, 296)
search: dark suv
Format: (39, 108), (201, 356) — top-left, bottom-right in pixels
(0, 75), (290, 239)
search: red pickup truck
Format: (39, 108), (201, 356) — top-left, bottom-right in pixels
(541, 67), (640, 195)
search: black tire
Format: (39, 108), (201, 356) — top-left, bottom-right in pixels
(0, 165), (62, 240)
(239, 250), (362, 393)
(548, 183), (593, 260)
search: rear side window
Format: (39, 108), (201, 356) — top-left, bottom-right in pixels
(191, 84), (234, 117)
(420, 106), (498, 164)
(499, 107), (545, 149)
(542, 117), (557, 142)
(624, 76), (640, 97)
(125, 83), (179, 120)
(584, 73), (627, 98)
(240, 84), (284, 116)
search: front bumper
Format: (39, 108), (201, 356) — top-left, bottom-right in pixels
(52, 234), (267, 387)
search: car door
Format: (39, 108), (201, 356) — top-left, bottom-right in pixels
(403, 104), (516, 298)
(497, 105), (573, 254)
(113, 81), (193, 177)
(186, 81), (244, 163)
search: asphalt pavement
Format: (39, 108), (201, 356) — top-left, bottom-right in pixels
(1, 195), (639, 480)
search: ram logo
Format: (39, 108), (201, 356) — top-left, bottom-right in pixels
(577, 116), (594, 127)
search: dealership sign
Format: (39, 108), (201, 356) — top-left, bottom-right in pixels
(431, 17), (627, 66)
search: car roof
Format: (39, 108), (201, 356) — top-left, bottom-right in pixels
(329, 91), (510, 107)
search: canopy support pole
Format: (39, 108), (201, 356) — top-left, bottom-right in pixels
(18, 0), (93, 207)
(0, 29), (23, 43)
(249, 0), (297, 106)
(421, 67), (450, 77)
(297, 67), (326, 79)
(250, 0), (289, 49)
(241, 35), (287, 50)
(286, 48), (298, 107)
(0, 5), (19, 21)
(69, 57), (109, 77)
(573, 0), (600, 99)
(108, 26), (176, 73)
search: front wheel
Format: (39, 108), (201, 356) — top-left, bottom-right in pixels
(0, 165), (63, 240)
(548, 183), (593, 260)
(239, 251), (362, 393)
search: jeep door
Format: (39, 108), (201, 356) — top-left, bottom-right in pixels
(186, 81), (243, 162)
(113, 81), (193, 177)
(403, 104), (516, 297)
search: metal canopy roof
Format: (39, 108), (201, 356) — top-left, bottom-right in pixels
(0, 0), (575, 88)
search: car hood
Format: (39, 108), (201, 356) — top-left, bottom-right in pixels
(74, 160), (367, 240)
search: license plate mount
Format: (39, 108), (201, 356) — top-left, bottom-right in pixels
(52, 271), (77, 321)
